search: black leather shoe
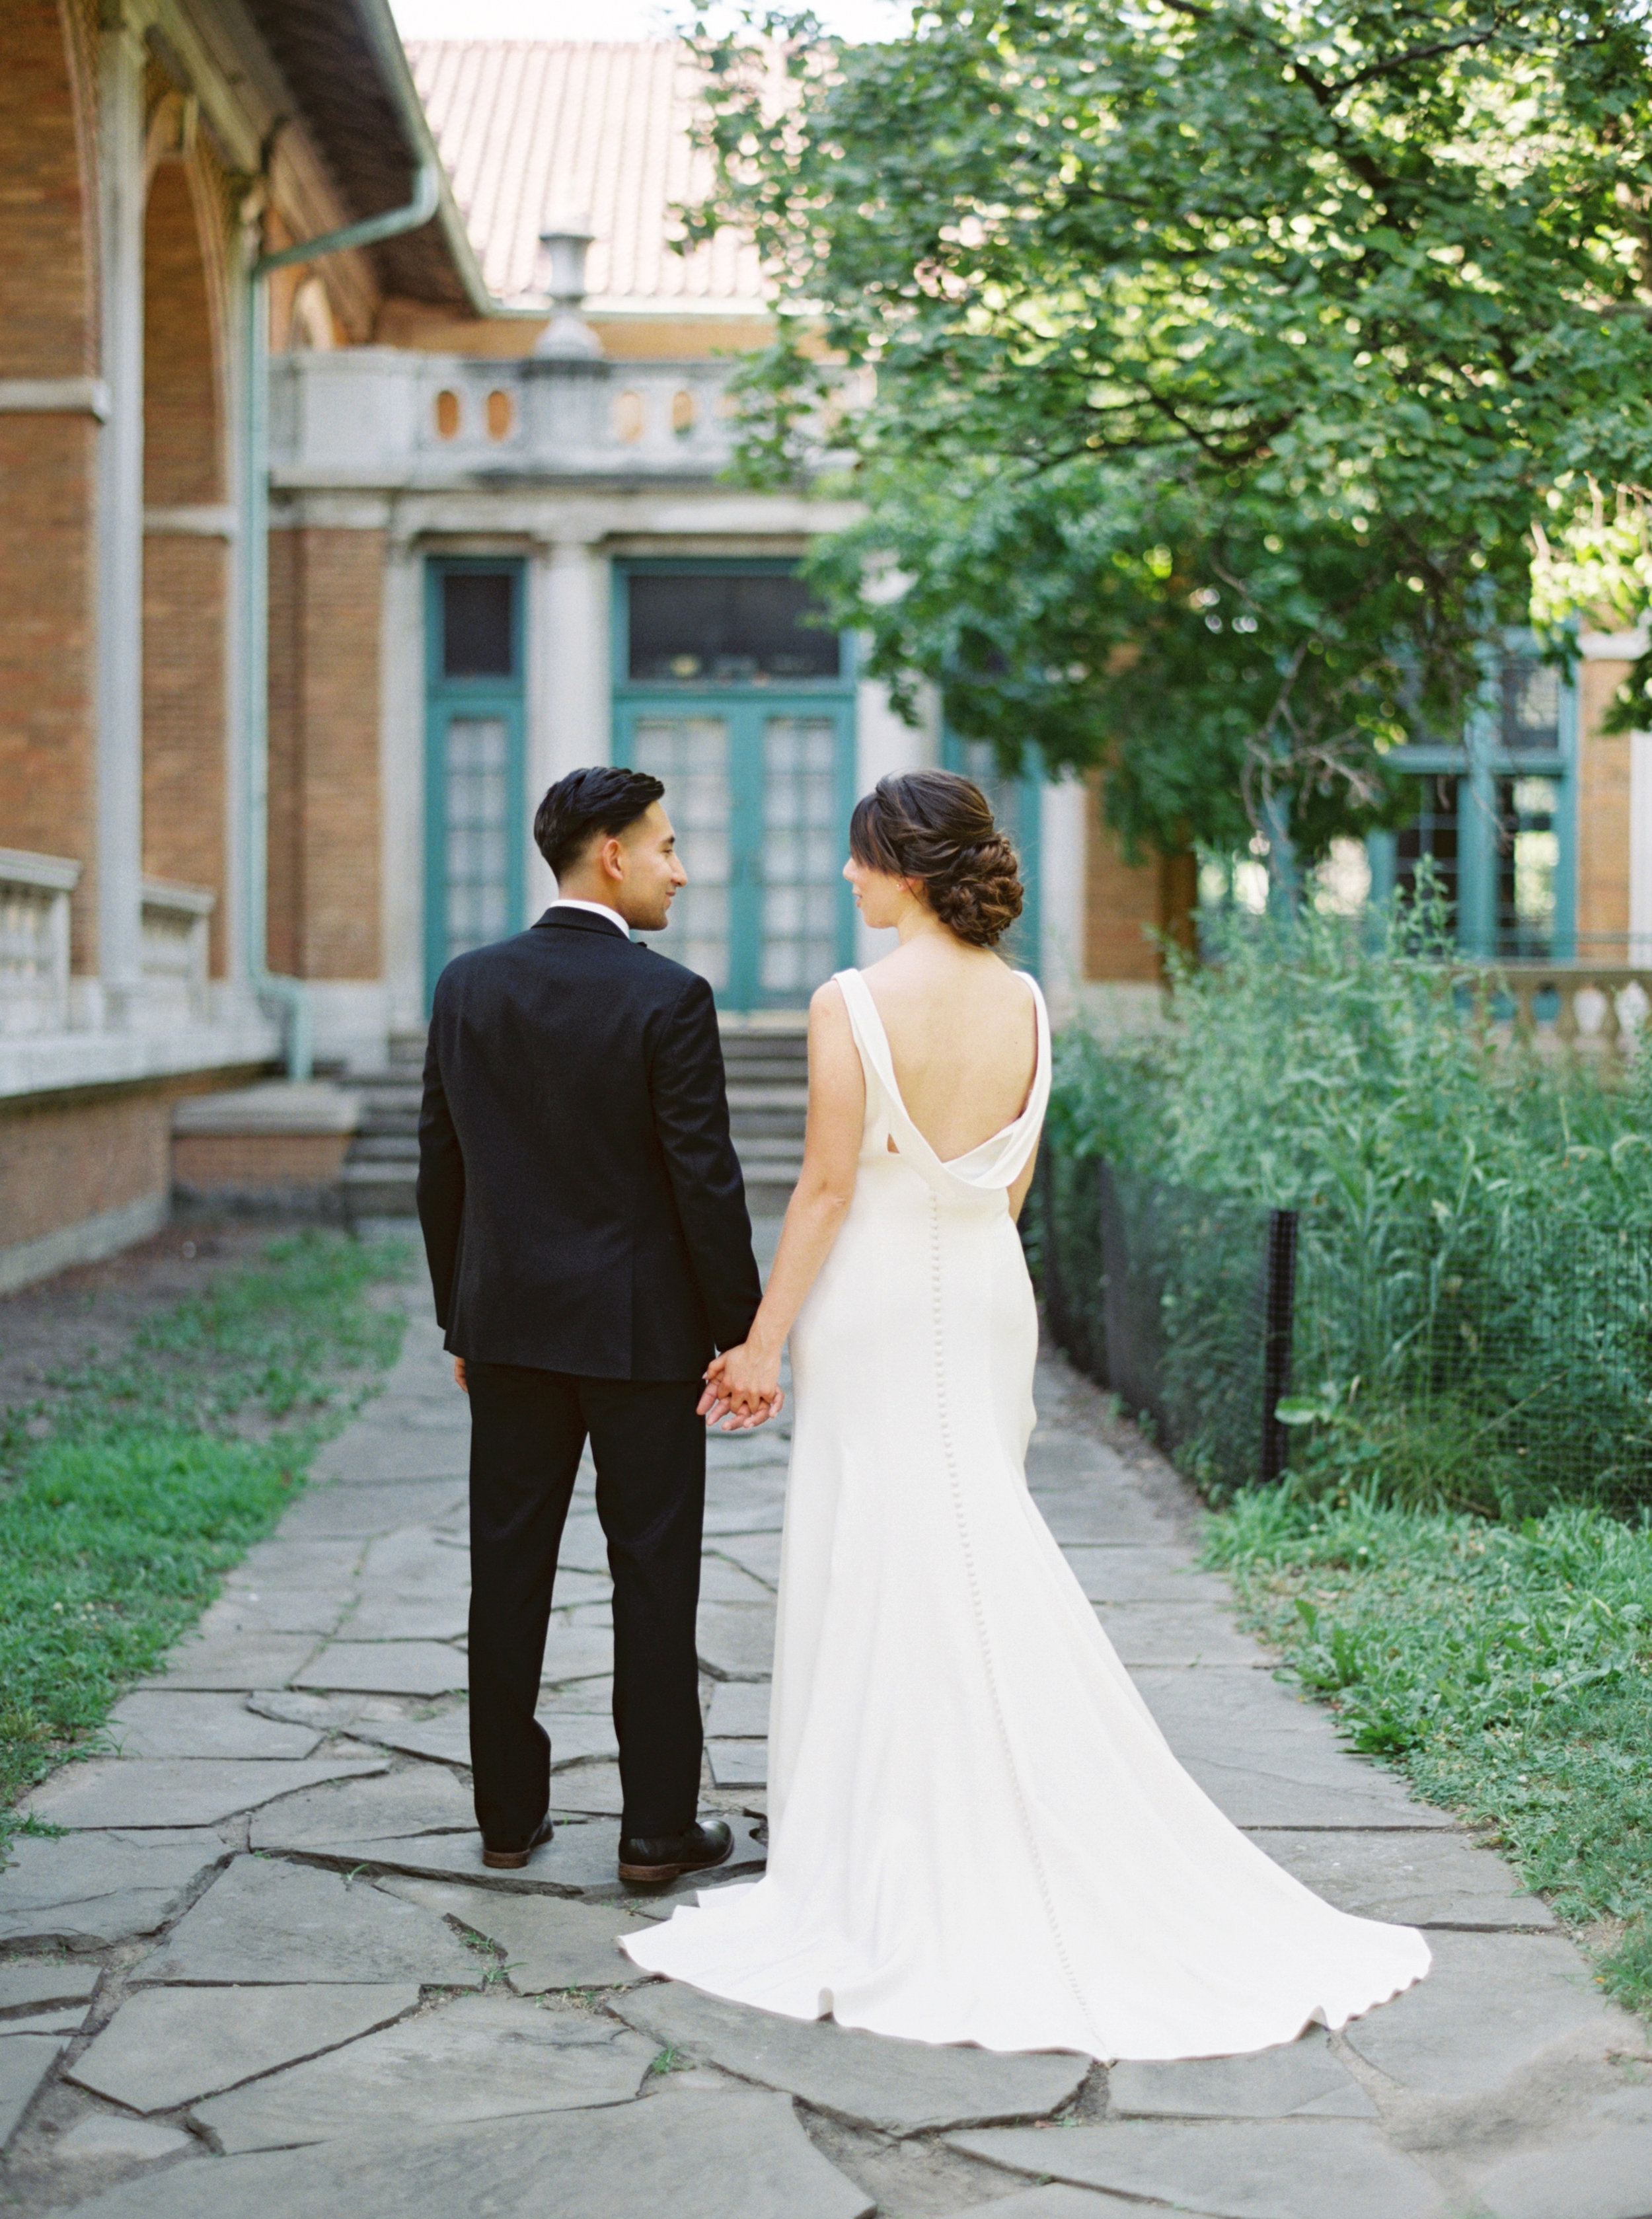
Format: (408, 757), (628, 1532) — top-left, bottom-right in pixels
(481, 1813), (554, 1871)
(618, 1818), (733, 1885)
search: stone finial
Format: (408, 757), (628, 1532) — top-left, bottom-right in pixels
(534, 219), (603, 359)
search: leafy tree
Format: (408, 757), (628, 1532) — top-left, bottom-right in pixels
(687, 1), (1652, 861)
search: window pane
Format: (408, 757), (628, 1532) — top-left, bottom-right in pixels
(443, 716), (512, 961)
(443, 572), (514, 678)
(626, 717), (732, 990)
(1500, 654), (1560, 754)
(1394, 774), (1461, 932)
(628, 572), (839, 683)
(761, 716), (840, 995)
(1497, 774), (1559, 958)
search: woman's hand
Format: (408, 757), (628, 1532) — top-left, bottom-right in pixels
(699, 1340), (784, 1431)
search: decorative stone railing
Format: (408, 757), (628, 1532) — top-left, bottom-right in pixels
(140, 879), (215, 1024)
(1488, 963), (1652, 1060)
(0, 848), (79, 1035)
(270, 349), (743, 487)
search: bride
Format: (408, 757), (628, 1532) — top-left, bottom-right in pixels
(622, 769), (1430, 2060)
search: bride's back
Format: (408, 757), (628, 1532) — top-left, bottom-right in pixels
(864, 940), (1037, 1162)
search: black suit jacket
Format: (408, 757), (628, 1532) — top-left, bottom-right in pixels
(417, 907), (762, 1380)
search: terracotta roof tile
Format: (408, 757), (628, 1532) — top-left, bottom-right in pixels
(405, 40), (765, 309)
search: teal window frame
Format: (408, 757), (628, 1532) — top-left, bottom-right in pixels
(424, 556), (527, 1010)
(612, 558), (858, 1008)
(1366, 630), (1577, 960)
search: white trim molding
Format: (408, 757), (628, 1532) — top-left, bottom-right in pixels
(0, 377), (111, 420)
(144, 504), (239, 537)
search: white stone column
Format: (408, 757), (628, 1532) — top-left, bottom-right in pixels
(543, 535), (610, 778)
(94, 7), (147, 1022)
(1039, 774), (1090, 1027)
(381, 527), (427, 1036)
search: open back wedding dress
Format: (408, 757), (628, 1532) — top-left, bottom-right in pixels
(622, 967), (1430, 2060)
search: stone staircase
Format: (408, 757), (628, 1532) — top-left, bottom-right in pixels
(340, 1018), (809, 1222)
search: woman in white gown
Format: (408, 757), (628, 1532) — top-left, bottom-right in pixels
(622, 770), (1429, 2060)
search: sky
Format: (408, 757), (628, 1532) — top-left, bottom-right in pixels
(389, 0), (912, 40)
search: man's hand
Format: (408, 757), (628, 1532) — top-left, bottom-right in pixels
(698, 1343), (783, 1432)
(453, 1357), (468, 1395)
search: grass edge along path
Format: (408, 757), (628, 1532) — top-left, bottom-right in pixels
(0, 1231), (410, 1842)
(1203, 1486), (1652, 2021)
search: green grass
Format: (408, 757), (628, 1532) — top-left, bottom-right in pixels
(1204, 1486), (1652, 2018)
(0, 1231), (410, 1834)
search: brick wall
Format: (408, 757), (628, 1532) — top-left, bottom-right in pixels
(0, 3), (98, 965)
(143, 535), (229, 972)
(0, 1089), (170, 1250)
(266, 527), (385, 981)
(1576, 656), (1633, 960)
(1083, 777), (1195, 981)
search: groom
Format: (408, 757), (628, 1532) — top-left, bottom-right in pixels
(418, 765), (767, 1882)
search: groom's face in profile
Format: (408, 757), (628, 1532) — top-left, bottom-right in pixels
(572, 800), (687, 934)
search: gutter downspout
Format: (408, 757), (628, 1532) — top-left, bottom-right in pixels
(241, 161), (441, 1079)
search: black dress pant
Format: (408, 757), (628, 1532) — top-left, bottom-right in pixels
(465, 1360), (706, 1846)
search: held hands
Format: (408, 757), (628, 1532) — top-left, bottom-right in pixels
(698, 1339), (784, 1433)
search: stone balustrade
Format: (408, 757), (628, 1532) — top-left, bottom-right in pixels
(139, 880), (214, 1024)
(1489, 961), (1652, 1060)
(270, 349), (742, 488)
(0, 848), (79, 1035)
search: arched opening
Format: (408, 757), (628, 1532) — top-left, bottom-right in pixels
(141, 153), (230, 975)
(0, 0), (98, 973)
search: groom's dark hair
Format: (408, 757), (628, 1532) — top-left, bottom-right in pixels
(535, 765), (666, 878)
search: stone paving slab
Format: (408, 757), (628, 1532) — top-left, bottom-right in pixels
(136, 1632), (320, 1690)
(0, 2034), (64, 2146)
(195, 1994), (657, 2152)
(22, 1756), (386, 1830)
(1339, 1930), (1643, 2097)
(612, 1982), (1089, 2135)
(307, 1433), (469, 1485)
(56, 2117), (193, 2165)
(344, 1594), (470, 1641)
(541, 1620), (617, 1684)
(69, 1982), (418, 2112)
(0, 1963), (101, 2011)
(0, 1828), (227, 1949)
(950, 2119), (1450, 2219)
(249, 1764), (475, 1849)
(1473, 2122), (1652, 2219)
(1061, 1546), (1230, 1604)
(377, 1877), (650, 1990)
(941, 2190), (1175, 2218)
(712, 1532), (784, 1585)
(292, 1641), (467, 1696)
(59, 2088), (874, 2219)
(1133, 1669), (1457, 1831)
(1032, 1490), (1183, 1548)
(277, 1482), (468, 1538)
(702, 1500), (788, 1537)
(696, 1557), (777, 1603)
(548, 1761), (625, 1815)
(229, 1539), (363, 1589)
(194, 1589), (350, 1636)
(346, 1704), (619, 1771)
(132, 1856), (486, 1986)
(696, 1602), (779, 1680)
(356, 1530), (471, 1591)
(1257, 1827), (1559, 1930)
(1092, 1602), (1261, 1668)
(706, 1680), (772, 1738)
(0, 2006), (89, 2035)
(1107, 2029), (1376, 2119)
(106, 1691), (323, 1760)
(708, 1740), (768, 1788)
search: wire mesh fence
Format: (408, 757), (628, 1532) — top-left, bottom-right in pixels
(1035, 1145), (1652, 1511)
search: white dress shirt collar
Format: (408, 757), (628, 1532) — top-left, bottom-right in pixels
(549, 897), (629, 936)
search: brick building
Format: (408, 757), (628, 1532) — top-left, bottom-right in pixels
(1, 9), (1647, 1289)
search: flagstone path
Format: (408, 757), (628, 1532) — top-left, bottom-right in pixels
(3, 1271), (1651, 2217)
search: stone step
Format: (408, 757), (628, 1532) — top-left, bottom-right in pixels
(350, 1135), (419, 1164)
(340, 1160), (419, 1217)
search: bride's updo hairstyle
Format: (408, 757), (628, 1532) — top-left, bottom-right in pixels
(848, 770), (1024, 948)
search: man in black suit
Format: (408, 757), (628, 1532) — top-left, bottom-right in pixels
(418, 765), (769, 1882)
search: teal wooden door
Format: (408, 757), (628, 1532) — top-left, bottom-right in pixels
(617, 696), (856, 1008)
(424, 562), (526, 1008)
